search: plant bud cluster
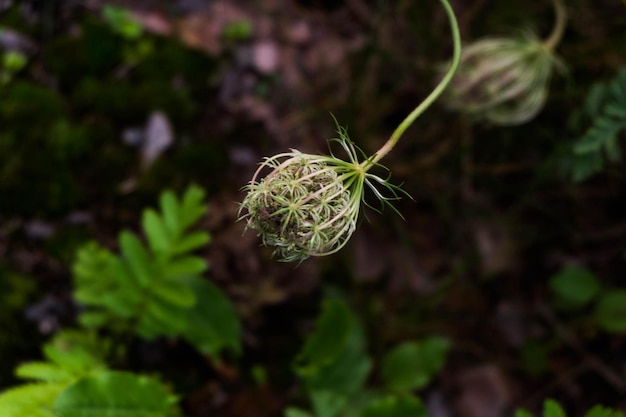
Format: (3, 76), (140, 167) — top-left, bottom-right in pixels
(240, 151), (357, 262)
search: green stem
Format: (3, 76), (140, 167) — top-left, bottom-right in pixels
(543, 0), (567, 51)
(362, 0), (461, 170)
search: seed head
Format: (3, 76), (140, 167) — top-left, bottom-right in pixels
(239, 150), (361, 262)
(441, 32), (564, 125)
(239, 129), (407, 262)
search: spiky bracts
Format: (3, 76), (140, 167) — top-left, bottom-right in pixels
(239, 150), (358, 262)
(239, 130), (407, 262)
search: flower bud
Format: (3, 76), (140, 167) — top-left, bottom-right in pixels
(239, 150), (360, 262)
(441, 32), (563, 125)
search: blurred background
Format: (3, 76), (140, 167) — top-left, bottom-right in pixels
(1, 0), (626, 416)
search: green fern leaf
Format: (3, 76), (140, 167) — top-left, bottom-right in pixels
(101, 292), (137, 319)
(585, 405), (626, 417)
(285, 407), (315, 417)
(110, 258), (144, 301)
(143, 208), (172, 253)
(135, 315), (168, 339)
(543, 399), (566, 417)
(52, 371), (181, 417)
(119, 231), (154, 286)
(172, 231), (210, 255)
(162, 256), (207, 277)
(15, 362), (73, 383)
(361, 395), (426, 417)
(40, 343), (105, 378)
(160, 190), (181, 238)
(150, 278), (196, 308)
(564, 68), (626, 181)
(78, 311), (108, 328)
(73, 242), (117, 305)
(294, 300), (352, 375)
(139, 299), (189, 338)
(179, 185), (207, 230)
(71, 186), (239, 360)
(182, 276), (242, 357)
(606, 103), (626, 118)
(0, 331), (108, 417)
(99, 260), (141, 319)
(0, 383), (63, 417)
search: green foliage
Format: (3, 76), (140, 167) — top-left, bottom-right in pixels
(295, 300), (353, 375)
(101, 5), (154, 66)
(543, 399), (566, 417)
(2, 50), (27, 72)
(585, 405), (626, 417)
(561, 68), (626, 181)
(516, 399), (625, 417)
(1, 50), (27, 84)
(0, 331), (107, 417)
(52, 371), (180, 417)
(594, 290), (626, 333)
(182, 276), (242, 357)
(381, 336), (450, 392)
(289, 299), (443, 417)
(222, 21), (253, 42)
(361, 395), (426, 417)
(545, 262), (626, 334)
(303, 322), (371, 417)
(0, 331), (182, 417)
(290, 299), (370, 417)
(102, 5), (143, 40)
(548, 265), (601, 309)
(0, 186), (234, 416)
(72, 185), (241, 357)
(0, 384), (60, 417)
(285, 408), (315, 417)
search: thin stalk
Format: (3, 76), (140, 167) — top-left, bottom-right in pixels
(543, 0), (567, 52)
(362, 0), (461, 170)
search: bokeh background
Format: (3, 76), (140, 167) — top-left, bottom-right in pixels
(1, 0), (626, 416)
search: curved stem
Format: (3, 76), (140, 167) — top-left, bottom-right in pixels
(362, 0), (461, 170)
(543, 0), (567, 51)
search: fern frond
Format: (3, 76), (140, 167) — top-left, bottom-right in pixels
(52, 371), (181, 417)
(562, 68), (626, 181)
(182, 276), (242, 357)
(15, 362), (73, 383)
(0, 331), (107, 417)
(144, 185), (210, 261)
(71, 185), (241, 358)
(0, 383), (63, 417)
(0, 337), (183, 417)
(585, 405), (626, 417)
(73, 242), (117, 305)
(72, 186), (208, 337)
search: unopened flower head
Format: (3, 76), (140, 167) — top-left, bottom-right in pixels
(240, 151), (358, 262)
(442, 31), (564, 125)
(239, 129), (406, 262)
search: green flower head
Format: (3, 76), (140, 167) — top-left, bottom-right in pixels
(239, 128), (405, 262)
(442, 31), (564, 125)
